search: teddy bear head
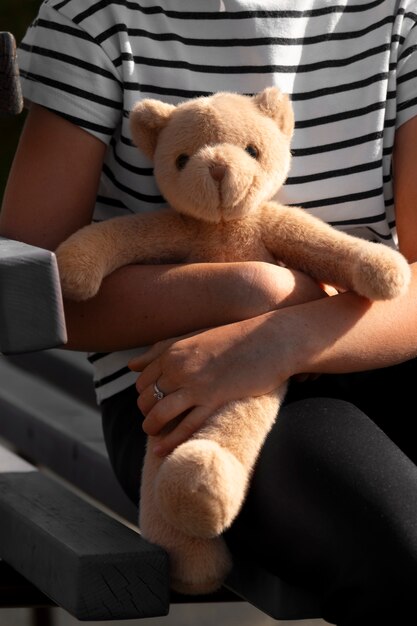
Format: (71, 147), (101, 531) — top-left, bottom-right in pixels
(130, 87), (294, 224)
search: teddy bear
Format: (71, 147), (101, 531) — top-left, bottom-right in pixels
(55, 87), (411, 596)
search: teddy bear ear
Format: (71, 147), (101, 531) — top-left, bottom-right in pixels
(253, 87), (294, 139)
(130, 99), (176, 158)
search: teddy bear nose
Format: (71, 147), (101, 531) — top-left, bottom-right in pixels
(210, 165), (227, 181)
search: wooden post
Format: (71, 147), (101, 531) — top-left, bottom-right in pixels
(0, 32), (23, 117)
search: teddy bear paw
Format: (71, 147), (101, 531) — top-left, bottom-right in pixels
(59, 268), (103, 301)
(352, 245), (411, 301)
(155, 439), (248, 538)
(56, 247), (105, 301)
(170, 536), (233, 595)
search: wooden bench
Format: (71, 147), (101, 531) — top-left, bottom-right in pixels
(0, 441), (171, 621)
(0, 346), (322, 622)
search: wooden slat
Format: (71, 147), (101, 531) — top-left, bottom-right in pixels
(0, 445), (170, 621)
(0, 356), (138, 522)
(0, 447), (57, 608)
(0, 238), (67, 354)
(0, 560), (55, 609)
(0, 32), (23, 117)
(7, 349), (97, 408)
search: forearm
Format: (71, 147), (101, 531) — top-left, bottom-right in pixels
(274, 262), (417, 378)
(63, 261), (326, 352)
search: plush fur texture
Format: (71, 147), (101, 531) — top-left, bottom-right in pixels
(56, 87), (411, 594)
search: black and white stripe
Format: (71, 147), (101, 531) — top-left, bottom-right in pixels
(18, 0), (417, 401)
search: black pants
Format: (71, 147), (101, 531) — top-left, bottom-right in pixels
(101, 358), (417, 625)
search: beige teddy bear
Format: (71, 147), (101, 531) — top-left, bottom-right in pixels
(56, 87), (411, 595)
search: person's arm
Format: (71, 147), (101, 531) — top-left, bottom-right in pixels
(0, 104), (326, 352)
(132, 115), (417, 455)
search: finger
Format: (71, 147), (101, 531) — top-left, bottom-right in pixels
(142, 389), (193, 436)
(137, 375), (176, 415)
(129, 348), (159, 372)
(136, 374), (177, 415)
(128, 339), (175, 372)
(135, 359), (162, 394)
(153, 406), (214, 457)
(129, 329), (206, 372)
(320, 283), (339, 296)
(137, 382), (159, 415)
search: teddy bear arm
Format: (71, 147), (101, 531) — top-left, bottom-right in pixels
(260, 203), (410, 300)
(56, 211), (192, 301)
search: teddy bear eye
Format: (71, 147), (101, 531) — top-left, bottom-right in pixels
(176, 154), (190, 171)
(245, 145), (259, 159)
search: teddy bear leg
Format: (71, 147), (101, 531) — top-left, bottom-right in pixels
(169, 532), (233, 596)
(155, 388), (284, 539)
(156, 437), (248, 538)
(140, 437), (232, 594)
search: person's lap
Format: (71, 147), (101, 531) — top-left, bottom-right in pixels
(226, 360), (417, 623)
(101, 358), (417, 625)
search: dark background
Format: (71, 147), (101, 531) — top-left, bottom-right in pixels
(1, 0), (42, 201)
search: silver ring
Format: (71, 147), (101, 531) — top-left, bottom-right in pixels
(153, 381), (165, 401)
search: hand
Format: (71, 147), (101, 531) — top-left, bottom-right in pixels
(129, 313), (290, 456)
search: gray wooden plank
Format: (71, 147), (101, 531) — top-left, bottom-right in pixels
(0, 444), (169, 618)
(0, 560), (55, 608)
(0, 448), (55, 608)
(0, 462), (169, 619)
(0, 238), (67, 354)
(0, 357), (138, 522)
(7, 349), (97, 408)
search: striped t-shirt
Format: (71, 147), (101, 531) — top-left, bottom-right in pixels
(18, 0), (417, 403)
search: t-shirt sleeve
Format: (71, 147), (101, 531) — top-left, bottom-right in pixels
(17, 2), (123, 144)
(396, 11), (417, 129)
